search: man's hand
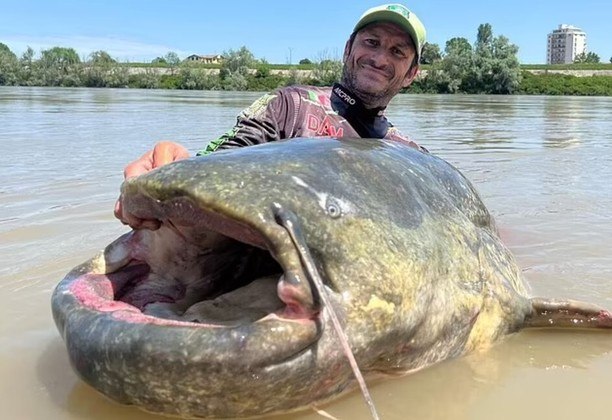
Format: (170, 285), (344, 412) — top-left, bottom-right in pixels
(114, 141), (190, 229)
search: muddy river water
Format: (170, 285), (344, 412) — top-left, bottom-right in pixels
(1, 87), (611, 419)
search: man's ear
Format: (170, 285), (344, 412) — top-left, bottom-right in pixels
(402, 64), (419, 88)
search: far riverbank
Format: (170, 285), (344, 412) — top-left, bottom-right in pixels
(3, 59), (611, 96)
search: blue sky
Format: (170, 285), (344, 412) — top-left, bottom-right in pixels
(1, 0), (610, 64)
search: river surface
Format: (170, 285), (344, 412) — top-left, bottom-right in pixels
(1, 87), (611, 420)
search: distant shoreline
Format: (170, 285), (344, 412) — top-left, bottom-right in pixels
(2, 65), (610, 96)
(122, 67), (612, 78)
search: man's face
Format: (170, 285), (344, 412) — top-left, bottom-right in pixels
(342, 21), (419, 108)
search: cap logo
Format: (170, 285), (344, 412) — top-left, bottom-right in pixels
(386, 4), (410, 19)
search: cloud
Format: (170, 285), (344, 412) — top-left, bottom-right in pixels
(1, 35), (190, 62)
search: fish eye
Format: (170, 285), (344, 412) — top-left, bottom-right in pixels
(325, 198), (342, 219)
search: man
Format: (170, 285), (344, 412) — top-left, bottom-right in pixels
(116, 3), (426, 229)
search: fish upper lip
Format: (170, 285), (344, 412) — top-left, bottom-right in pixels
(103, 192), (321, 327)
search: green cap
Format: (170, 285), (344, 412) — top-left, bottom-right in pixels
(353, 4), (426, 61)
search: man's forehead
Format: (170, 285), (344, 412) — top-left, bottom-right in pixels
(357, 22), (414, 47)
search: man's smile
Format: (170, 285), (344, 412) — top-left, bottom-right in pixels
(357, 60), (394, 81)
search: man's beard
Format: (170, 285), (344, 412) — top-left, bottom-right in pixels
(340, 61), (395, 109)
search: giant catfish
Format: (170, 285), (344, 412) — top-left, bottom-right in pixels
(52, 138), (612, 418)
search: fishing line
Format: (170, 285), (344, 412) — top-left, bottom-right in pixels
(273, 203), (380, 420)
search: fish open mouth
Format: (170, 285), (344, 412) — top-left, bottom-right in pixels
(65, 194), (321, 331)
(50, 195), (328, 417)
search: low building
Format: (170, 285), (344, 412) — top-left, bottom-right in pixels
(547, 24), (587, 64)
(184, 54), (224, 64)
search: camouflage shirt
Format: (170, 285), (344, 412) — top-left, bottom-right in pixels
(197, 83), (424, 155)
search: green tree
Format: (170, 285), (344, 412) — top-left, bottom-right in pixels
(40, 46), (81, 66)
(152, 56), (167, 65)
(178, 65), (220, 90)
(88, 50), (116, 65)
(18, 47), (36, 85)
(446, 37), (473, 56)
(428, 37), (473, 93)
(84, 50), (119, 87)
(299, 58), (312, 65)
(219, 46), (255, 90)
(311, 59), (341, 86)
(464, 24), (495, 92)
(469, 25), (521, 94)
(307, 49), (342, 86)
(220, 46), (256, 74)
(254, 58), (271, 78)
(285, 68), (301, 86)
(0, 42), (17, 60)
(574, 51), (600, 63)
(105, 66), (130, 88)
(247, 64), (285, 91)
(424, 24), (521, 94)
(128, 68), (159, 89)
(475, 23), (493, 54)
(0, 42), (19, 85)
(164, 51), (181, 66)
(486, 35), (521, 93)
(587, 52), (600, 63)
(37, 46), (82, 86)
(420, 42), (442, 64)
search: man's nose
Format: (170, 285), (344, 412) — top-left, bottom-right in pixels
(369, 50), (391, 68)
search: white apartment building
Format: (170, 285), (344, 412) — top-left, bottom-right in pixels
(547, 24), (587, 64)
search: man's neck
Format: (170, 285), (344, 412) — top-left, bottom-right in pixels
(332, 83), (386, 115)
(339, 80), (390, 110)
(330, 83), (390, 139)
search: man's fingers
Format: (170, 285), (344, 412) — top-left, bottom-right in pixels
(114, 197), (161, 231)
(124, 150), (154, 179)
(151, 141), (189, 168)
(117, 142), (188, 230)
(152, 142), (174, 168)
(114, 199), (123, 221)
(123, 142), (189, 180)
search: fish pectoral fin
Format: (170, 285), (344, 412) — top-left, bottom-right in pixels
(525, 297), (612, 329)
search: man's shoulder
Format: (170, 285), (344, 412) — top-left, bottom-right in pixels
(277, 85), (331, 99)
(277, 84), (332, 94)
(276, 84), (333, 109)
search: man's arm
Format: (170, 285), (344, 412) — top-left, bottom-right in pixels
(116, 89), (292, 228)
(197, 91), (289, 155)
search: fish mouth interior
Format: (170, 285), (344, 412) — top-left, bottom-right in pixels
(109, 202), (313, 327)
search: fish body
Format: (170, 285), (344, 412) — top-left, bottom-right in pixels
(52, 138), (611, 418)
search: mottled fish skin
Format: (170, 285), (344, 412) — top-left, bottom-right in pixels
(53, 138), (536, 418)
